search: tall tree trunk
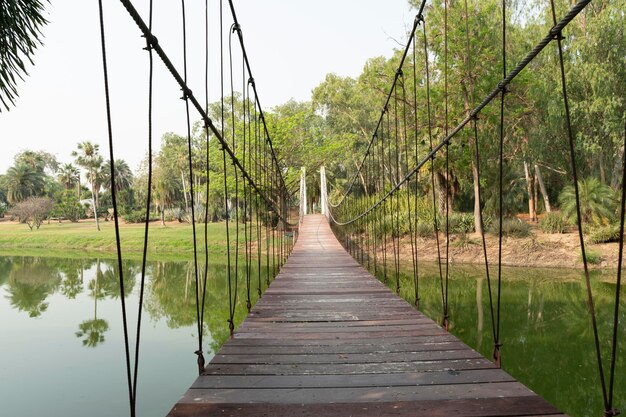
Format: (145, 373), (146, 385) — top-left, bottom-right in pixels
(90, 187), (100, 231)
(161, 208), (165, 227)
(354, 161), (368, 194)
(599, 152), (606, 184)
(180, 170), (189, 213)
(533, 173), (539, 219)
(534, 164), (551, 213)
(434, 171), (447, 215)
(472, 160), (482, 234)
(524, 161), (536, 222)
(610, 145), (625, 189)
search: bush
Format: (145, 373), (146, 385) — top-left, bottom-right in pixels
(415, 222), (434, 238)
(559, 177), (616, 227)
(165, 208), (185, 222)
(488, 218), (531, 238)
(447, 212), (475, 234)
(124, 210), (148, 224)
(539, 212), (566, 234)
(582, 249), (602, 265)
(588, 225), (622, 244)
(54, 192), (85, 222)
(10, 197), (54, 230)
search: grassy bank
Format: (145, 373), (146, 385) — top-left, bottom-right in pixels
(0, 219), (249, 260)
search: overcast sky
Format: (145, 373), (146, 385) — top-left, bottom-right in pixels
(0, 0), (416, 174)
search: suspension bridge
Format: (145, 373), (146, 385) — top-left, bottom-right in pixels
(168, 214), (564, 416)
(89, 0), (622, 416)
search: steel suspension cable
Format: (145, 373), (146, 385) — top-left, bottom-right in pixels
(393, 81), (401, 294)
(218, 0), (235, 336)
(443, 0), (450, 331)
(412, 21), (421, 308)
(608, 119), (626, 415)
(228, 23), (241, 328)
(549, 0), (610, 412)
(198, 0), (210, 374)
(133, 0), (155, 402)
(97, 1), (134, 414)
(421, 16), (445, 329)
(493, 0), (507, 368)
(472, 118), (498, 349)
(181, 0), (203, 366)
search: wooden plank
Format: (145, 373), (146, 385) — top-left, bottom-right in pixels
(201, 358), (496, 375)
(168, 397), (561, 417)
(191, 369), (516, 389)
(177, 381), (535, 404)
(168, 214), (565, 417)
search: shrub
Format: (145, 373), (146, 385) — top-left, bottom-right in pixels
(415, 222), (434, 238)
(539, 212), (566, 234)
(10, 197), (54, 230)
(447, 212), (475, 234)
(559, 177), (616, 227)
(124, 210), (147, 224)
(166, 208), (185, 222)
(582, 249), (602, 265)
(488, 218), (531, 238)
(588, 225), (622, 244)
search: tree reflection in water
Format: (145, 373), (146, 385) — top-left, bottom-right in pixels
(0, 255), (623, 416)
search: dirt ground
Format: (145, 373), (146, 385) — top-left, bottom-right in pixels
(394, 227), (623, 270)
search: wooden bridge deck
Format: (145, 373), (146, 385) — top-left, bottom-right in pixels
(168, 214), (565, 417)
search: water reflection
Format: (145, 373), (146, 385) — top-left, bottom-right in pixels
(0, 254), (623, 417)
(0, 254), (272, 417)
(376, 262), (625, 417)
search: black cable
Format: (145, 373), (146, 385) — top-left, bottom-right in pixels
(472, 118), (498, 346)
(549, 0), (608, 411)
(412, 21), (421, 308)
(97, 1), (134, 414)
(422, 16), (445, 329)
(181, 0), (202, 365)
(443, 0), (450, 331)
(219, 0), (234, 336)
(607, 118), (626, 415)
(198, 0), (210, 374)
(228, 23), (240, 328)
(134, 0), (154, 395)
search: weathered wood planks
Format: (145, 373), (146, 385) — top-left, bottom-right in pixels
(168, 214), (564, 417)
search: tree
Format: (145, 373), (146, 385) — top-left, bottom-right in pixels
(0, 0), (49, 110)
(559, 177), (616, 227)
(4, 163), (45, 204)
(10, 196), (53, 230)
(57, 163), (80, 196)
(72, 141), (103, 231)
(102, 159), (133, 193)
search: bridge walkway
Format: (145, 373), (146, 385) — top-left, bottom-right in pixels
(168, 214), (565, 417)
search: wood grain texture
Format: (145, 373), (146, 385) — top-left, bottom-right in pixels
(167, 214), (564, 417)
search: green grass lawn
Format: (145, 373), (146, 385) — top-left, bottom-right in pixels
(0, 219), (257, 260)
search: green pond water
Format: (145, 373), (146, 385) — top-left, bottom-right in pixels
(0, 254), (623, 417)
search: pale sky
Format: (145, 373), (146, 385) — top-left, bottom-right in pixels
(0, 0), (416, 174)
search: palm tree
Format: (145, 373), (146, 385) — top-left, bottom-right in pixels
(75, 259), (109, 347)
(0, 0), (48, 110)
(57, 163), (80, 195)
(72, 141), (103, 230)
(153, 162), (178, 226)
(102, 159), (133, 193)
(559, 177), (617, 226)
(5, 163), (45, 204)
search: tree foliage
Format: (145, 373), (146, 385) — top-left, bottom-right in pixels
(10, 196), (53, 230)
(0, 0), (48, 110)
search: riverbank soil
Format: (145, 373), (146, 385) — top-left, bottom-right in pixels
(396, 228), (621, 269)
